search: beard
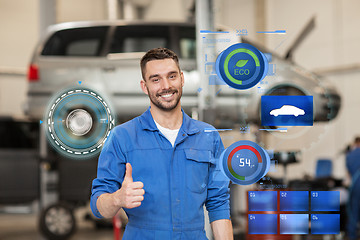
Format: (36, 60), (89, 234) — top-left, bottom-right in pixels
(147, 87), (182, 112)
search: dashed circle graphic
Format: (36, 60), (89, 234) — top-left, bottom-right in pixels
(45, 88), (115, 159)
(220, 140), (270, 185)
(216, 43), (269, 90)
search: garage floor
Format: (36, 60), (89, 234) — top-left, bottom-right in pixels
(0, 207), (114, 240)
(0, 210), (347, 240)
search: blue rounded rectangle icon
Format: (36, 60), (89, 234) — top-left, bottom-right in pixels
(280, 191), (309, 211)
(261, 96), (313, 126)
(280, 214), (309, 234)
(311, 191), (340, 211)
(248, 191), (277, 211)
(311, 214), (340, 234)
(248, 214), (277, 234)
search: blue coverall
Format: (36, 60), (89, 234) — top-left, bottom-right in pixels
(91, 108), (230, 240)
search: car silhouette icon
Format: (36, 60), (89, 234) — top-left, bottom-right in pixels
(270, 105), (305, 117)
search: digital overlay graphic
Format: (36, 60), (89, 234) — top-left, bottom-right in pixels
(215, 43), (269, 90)
(261, 95), (314, 126)
(44, 88), (115, 159)
(220, 140), (271, 185)
(247, 191), (340, 235)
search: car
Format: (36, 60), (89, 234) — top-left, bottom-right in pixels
(270, 105), (305, 117)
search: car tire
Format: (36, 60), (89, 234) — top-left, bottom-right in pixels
(39, 202), (76, 240)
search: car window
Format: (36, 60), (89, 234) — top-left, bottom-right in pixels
(40, 25), (196, 59)
(41, 26), (109, 56)
(109, 25), (170, 54)
(179, 26), (196, 59)
(66, 39), (100, 56)
(123, 37), (166, 53)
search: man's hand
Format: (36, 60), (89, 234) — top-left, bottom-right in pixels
(112, 163), (145, 208)
(97, 163), (145, 218)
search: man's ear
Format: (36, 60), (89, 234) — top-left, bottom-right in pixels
(140, 79), (148, 95)
(181, 72), (184, 87)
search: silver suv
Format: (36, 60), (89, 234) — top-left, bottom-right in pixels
(26, 21), (198, 122)
(25, 20), (340, 125)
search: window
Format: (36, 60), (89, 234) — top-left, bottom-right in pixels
(66, 39), (99, 56)
(179, 27), (196, 59)
(109, 25), (169, 54)
(123, 38), (166, 53)
(41, 26), (108, 56)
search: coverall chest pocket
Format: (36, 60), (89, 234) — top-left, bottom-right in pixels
(184, 149), (212, 193)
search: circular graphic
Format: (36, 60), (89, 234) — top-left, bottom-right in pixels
(66, 109), (93, 136)
(44, 88), (115, 159)
(216, 43), (269, 90)
(220, 140), (270, 185)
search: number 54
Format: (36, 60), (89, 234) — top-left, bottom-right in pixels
(240, 158), (250, 167)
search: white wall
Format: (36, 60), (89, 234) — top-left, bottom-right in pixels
(0, 0), (40, 117)
(0, 0), (39, 68)
(143, 0), (187, 21)
(56, 0), (107, 22)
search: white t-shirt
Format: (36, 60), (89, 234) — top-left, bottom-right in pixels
(154, 120), (179, 147)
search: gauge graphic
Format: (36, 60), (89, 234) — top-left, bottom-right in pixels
(44, 88), (115, 159)
(220, 140), (270, 185)
(215, 43), (269, 90)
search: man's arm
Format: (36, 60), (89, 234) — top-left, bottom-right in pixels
(96, 163), (145, 218)
(206, 132), (233, 239)
(211, 219), (233, 240)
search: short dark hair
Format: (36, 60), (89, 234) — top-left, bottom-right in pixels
(355, 137), (360, 144)
(140, 48), (180, 80)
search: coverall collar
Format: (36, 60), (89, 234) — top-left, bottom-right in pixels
(139, 107), (200, 135)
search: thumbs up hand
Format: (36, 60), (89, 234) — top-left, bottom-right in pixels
(112, 163), (145, 209)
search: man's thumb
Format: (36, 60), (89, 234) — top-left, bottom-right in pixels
(124, 163), (133, 182)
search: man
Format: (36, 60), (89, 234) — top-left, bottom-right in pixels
(346, 137), (360, 178)
(346, 137), (360, 240)
(91, 48), (233, 239)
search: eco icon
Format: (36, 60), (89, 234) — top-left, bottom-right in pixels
(215, 43), (269, 90)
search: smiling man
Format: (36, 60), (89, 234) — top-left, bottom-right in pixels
(91, 48), (233, 240)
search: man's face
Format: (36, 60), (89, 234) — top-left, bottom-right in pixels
(140, 59), (184, 112)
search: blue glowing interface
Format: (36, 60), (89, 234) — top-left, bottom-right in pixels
(280, 191), (309, 211)
(311, 191), (340, 211)
(311, 214), (340, 234)
(248, 191), (277, 211)
(248, 191), (340, 235)
(280, 214), (309, 234)
(248, 214), (277, 234)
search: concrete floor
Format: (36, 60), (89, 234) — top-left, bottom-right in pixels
(0, 210), (347, 240)
(0, 207), (114, 240)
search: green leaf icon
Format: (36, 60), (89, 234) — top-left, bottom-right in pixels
(235, 59), (248, 67)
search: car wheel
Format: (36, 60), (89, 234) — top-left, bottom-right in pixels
(39, 203), (76, 240)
